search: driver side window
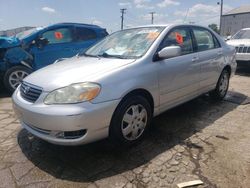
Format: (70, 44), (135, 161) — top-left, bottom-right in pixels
(41, 28), (73, 44)
(160, 28), (193, 55)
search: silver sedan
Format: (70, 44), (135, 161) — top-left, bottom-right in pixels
(12, 24), (237, 146)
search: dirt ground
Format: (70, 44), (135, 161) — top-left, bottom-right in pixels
(0, 67), (249, 188)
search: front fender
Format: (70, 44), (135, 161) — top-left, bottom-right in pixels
(4, 47), (33, 68)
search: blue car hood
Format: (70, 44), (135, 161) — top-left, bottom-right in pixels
(0, 36), (21, 48)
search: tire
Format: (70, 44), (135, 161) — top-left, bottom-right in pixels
(3, 66), (32, 93)
(209, 69), (230, 101)
(109, 95), (152, 146)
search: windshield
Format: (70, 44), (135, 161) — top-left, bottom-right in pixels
(84, 27), (164, 59)
(233, 29), (250, 39)
(15, 27), (41, 40)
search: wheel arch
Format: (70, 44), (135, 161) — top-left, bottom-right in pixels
(223, 65), (231, 76)
(108, 88), (154, 144)
(120, 88), (155, 114)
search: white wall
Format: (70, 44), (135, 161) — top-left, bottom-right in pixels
(221, 13), (250, 36)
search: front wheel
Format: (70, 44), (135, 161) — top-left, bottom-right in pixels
(4, 66), (32, 93)
(109, 96), (152, 146)
(209, 69), (230, 101)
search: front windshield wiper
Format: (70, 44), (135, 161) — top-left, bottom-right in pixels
(81, 52), (134, 59)
(81, 53), (101, 58)
(98, 52), (126, 59)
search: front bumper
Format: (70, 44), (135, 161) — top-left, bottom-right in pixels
(12, 87), (120, 146)
(235, 53), (250, 62)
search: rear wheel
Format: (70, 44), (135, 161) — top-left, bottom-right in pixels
(4, 66), (32, 93)
(209, 69), (230, 101)
(109, 96), (152, 146)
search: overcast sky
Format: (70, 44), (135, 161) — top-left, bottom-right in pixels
(0, 0), (249, 32)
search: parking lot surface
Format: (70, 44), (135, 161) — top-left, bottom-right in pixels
(0, 68), (250, 188)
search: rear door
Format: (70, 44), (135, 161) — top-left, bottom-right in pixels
(71, 27), (100, 54)
(157, 26), (201, 110)
(191, 26), (223, 92)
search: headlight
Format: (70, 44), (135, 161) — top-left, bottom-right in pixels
(44, 82), (101, 104)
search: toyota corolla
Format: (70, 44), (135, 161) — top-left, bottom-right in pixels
(12, 24), (237, 146)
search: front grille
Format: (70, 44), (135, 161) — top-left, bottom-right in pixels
(20, 82), (42, 103)
(235, 46), (250, 53)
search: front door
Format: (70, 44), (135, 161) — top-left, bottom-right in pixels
(31, 27), (76, 70)
(157, 27), (201, 111)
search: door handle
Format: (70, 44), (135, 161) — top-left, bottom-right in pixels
(192, 57), (199, 62)
(217, 51), (223, 56)
(64, 47), (71, 50)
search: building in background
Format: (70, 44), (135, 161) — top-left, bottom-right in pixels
(221, 5), (250, 36)
(0, 26), (34, 37)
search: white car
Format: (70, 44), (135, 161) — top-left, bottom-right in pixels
(227, 28), (250, 65)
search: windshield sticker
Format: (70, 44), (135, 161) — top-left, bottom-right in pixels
(54, 32), (63, 39)
(175, 32), (183, 44)
(146, 32), (160, 40)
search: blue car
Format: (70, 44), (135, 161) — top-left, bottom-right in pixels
(0, 23), (108, 92)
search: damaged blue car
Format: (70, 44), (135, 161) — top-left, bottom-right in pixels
(0, 23), (108, 92)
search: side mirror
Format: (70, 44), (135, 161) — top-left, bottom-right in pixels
(36, 37), (49, 48)
(157, 46), (181, 59)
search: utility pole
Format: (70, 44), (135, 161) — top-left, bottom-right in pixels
(149, 12), (155, 24)
(120, 8), (126, 30)
(218, 0), (224, 34)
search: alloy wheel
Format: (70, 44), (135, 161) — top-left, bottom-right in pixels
(121, 104), (148, 141)
(9, 70), (29, 89)
(219, 73), (229, 96)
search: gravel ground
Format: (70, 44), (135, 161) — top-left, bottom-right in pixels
(0, 67), (249, 188)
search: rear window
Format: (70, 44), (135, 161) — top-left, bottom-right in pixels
(193, 28), (216, 51)
(74, 27), (97, 42)
(100, 30), (109, 37)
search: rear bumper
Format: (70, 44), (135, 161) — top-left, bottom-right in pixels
(12, 87), (120, 146)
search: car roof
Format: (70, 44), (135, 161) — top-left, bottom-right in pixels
(241, 28), (250, 30)
(125, 23), (210, 29)
(45, 22), (105, 30)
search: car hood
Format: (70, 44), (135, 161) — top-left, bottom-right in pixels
(24, 56), (136, 91)
(227, 39), (250, 46)
(0, 36), (21, 48)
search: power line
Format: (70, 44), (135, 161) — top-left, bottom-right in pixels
(120, 8), (127, 30)
(183, 1), (222, 25)
(195, 14), (220, 24)
(125, 15), (141, 25)
(183, 8), (190, 23)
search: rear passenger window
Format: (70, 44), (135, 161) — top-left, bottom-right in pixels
(193, 28), (216, 51)
(74, 27), (97, 42)
(160, 28), (193, 55)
